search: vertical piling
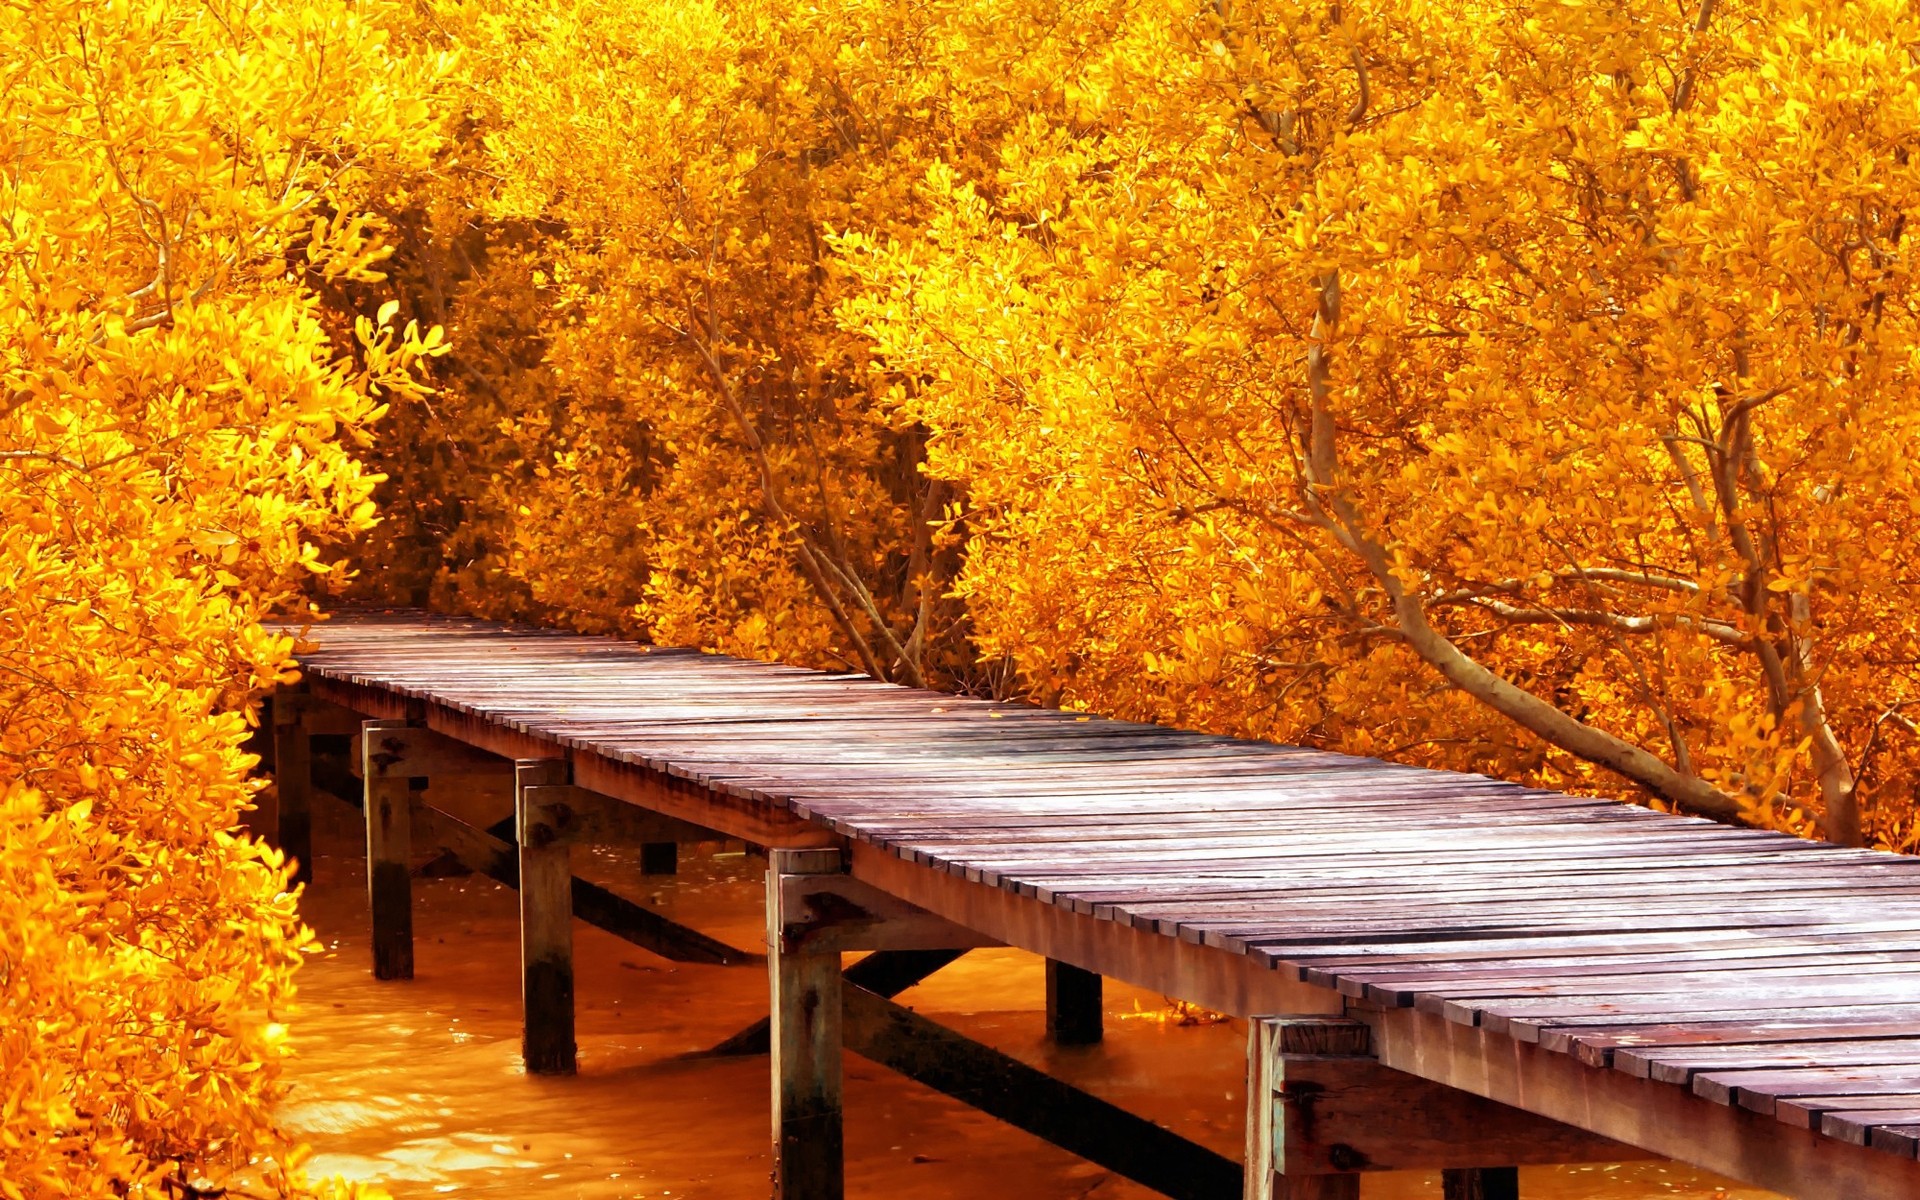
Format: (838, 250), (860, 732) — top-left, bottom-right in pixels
(271, 692), (313, 886)
(361, 719), (415, 981)
(1045, 958), (1104, 1045)
(1443, 1168), (1520, 1200)
(768, 847), (846, 1200)
(640, 840), (679, 875)
(517, 759), (577, 1076)
(1245, 1017), (1366, 1200)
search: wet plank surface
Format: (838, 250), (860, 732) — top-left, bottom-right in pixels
(288, 610), (1920, 1170)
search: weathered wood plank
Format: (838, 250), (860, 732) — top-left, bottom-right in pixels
(1363, 1006), (1920, 1200)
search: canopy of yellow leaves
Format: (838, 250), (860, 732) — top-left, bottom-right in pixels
(352, 0), (1920, 848)
(1, 1), (441, 1193)
(10, 0), (1919, 1182)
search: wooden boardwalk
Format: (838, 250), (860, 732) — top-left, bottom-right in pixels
(270, 610), (1920, 1200)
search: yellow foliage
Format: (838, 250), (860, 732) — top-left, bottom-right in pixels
(352, 0), (1920, 850)
(1, 0), (440, 1192)
(332, 0), (989, 688)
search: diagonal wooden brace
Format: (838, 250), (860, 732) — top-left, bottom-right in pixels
(845, 983), (1240, 1200)
(704, 949), (968, 1057)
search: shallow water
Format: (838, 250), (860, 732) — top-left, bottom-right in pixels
(285, 801), (1779, 1200)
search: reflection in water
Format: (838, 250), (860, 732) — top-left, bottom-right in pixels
(285, 801), (1778, 1199)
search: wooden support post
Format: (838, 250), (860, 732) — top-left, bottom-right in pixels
(1246, 1018), (1364, 1200)
(361, 719), (415, 981)
(1045, 958), (1104, 1045)
(641, 840), (678, 875)
(769, 847), (847, 1200)
(1443, 1169), (1519, 1200)
(271, 692), (313, 886)
(517, 759), (577, 1076)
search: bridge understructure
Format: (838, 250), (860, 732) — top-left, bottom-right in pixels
(259, 611), (1920, 1200)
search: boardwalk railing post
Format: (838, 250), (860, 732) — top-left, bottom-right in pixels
(516, 758), (577, 1076)
(769, 847), (847, 1200)
(1045, 958), (1104, 1045)
(1442, 1169), (1520, 1200)
(271, 691), (314, 886)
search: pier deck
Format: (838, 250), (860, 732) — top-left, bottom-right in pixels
(269, 610), (1920, 1199)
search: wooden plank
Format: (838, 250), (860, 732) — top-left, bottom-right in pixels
(844, 983), (1241, 1200)
(1694, 1066), (1920, 1114)
(1776, 1093), (1920, 1129)
(350, 724), (511, 778)
(517, 759), (576, 1076)
(361, 719), (414, 981)
(769, 848), (845, 1200)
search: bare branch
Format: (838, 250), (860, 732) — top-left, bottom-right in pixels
(1466, 598), (1749, 646)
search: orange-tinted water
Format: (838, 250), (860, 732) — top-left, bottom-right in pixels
(284, 802), (1778, 1200)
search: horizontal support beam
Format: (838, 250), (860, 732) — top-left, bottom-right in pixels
(777, 872), (1002, 954)
(353, 724), (511, 779)
(1253, 1017), (1646, 1174)
(519, 782), (723, 847)
(849, 842), (1337, 1018)
(1359, 1005), (1920, 1200)
(272, 689), (366, 737)
(844, 982), (1241, 1200)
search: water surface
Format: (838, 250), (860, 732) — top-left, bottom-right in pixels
(285, 803), (1778, 1200)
